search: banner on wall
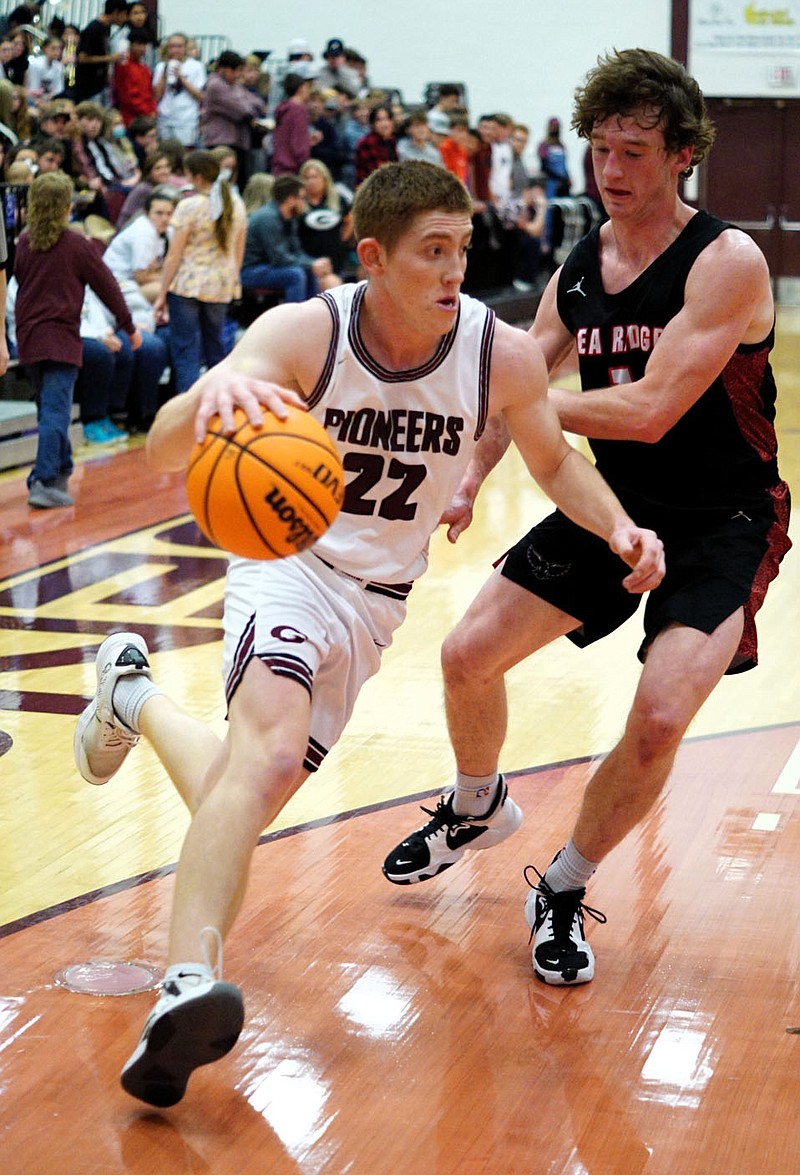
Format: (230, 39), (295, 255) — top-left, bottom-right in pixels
(690, 1), (800, 54)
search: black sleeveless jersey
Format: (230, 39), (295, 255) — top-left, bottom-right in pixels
(556, 211), (781, 509)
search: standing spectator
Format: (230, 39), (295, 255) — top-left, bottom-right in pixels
(240, 172), (337, 302)
(270, 67), (315, 177)
(73, 0), (129, 104)
(113, 28), (156, 127)
(152, 32), (206, 147)
(200, 50), (265, 188)
(316, 37), (360, 99)
(267, 36), (312, 115)
(398, 110), (443, 166)
(270, 67), (317, 176)
(537, 115), (571, 197)
(14, 171), (140, 508)
(153, 149), (246, 391)
(26, 37), (65, 107)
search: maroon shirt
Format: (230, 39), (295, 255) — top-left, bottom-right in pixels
(14, 229), (135, 367)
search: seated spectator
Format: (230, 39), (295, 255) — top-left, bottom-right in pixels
(270, 67), (316, 177)
(338, 98), (369, 188)
(512, 178), (547, 290)
(298, 158), (353, 278)
(72, 101), (139, 221)
(77, 281), (168, 441)
(0, 77), (23, 147)
(113, 28), (156, 127)
(156, 135), (193, 195)
(306, 88), (343, 179)
(32, 101), (75, 173)
(241, 172), (338, 302)
(152, 32), (206, 147)
(200, 50), (265, 187)
(439, 111), (470, 184)
(26, 37), (65, 108)
(126, 113), (157, 167)
(398, 110), (443, 165)
(102, 185), (177, 301)
(354, 104), (397, 186)
(116, 148), (175, 229)
(6, 156), (33, 183)
(35, 136), (66, 174)
(242, 170), (273, 214)
(4, 140), (38, 178)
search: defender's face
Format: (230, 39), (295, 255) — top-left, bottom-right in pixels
(590, 112), (693, 221)
(380, 210), (472, 331)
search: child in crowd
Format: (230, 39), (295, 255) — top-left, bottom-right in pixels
(13, 171), (141, 508)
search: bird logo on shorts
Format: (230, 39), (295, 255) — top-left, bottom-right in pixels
(525, 544), (571, 580)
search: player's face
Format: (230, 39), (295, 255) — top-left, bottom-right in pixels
(590, 112), (693, 221)
(381, 210), (472, 331)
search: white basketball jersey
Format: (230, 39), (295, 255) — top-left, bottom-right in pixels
(308, 282), (495, 584)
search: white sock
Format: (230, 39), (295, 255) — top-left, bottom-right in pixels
(543, 839), (598, 893)
(453, 771), (500, 817)
(112, 675), (161, 733)
(163, 962), (214, 989)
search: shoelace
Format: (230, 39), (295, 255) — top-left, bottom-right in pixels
(523, 863), (607, 946)
(408, 798), (474, 844)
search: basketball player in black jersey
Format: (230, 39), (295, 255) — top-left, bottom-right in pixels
(384, 49), (791, 988)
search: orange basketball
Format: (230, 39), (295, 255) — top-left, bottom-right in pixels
(186, 405), (345, 559)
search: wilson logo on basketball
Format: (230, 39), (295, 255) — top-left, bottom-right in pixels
(264, 487), (316, 550)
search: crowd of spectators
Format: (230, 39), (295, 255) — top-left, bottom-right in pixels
(0, 1), (604, 507)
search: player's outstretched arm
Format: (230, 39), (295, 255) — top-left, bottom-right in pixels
(146, 299), (332, 472)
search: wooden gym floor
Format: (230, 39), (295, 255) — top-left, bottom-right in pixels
(1, 309), (799, 1174)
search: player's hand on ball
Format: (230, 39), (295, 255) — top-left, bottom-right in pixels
(194, 371), (308, 444)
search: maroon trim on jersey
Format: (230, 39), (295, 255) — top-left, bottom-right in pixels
(308, 292), (341, 410)
(719, 344), (779, 465)
(475, 308), (495, 439)
(348, 283), (459, 382)
(738, 480), (792, 670)
(303, 735), (328, 773)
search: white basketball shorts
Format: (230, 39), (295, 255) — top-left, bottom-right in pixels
(222, 550), (409, 772)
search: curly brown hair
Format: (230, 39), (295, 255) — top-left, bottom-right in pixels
(572, 48), (715, 174)
(26, 171), (74, 252)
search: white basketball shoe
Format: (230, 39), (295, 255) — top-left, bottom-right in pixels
(73, 632), (151, 785)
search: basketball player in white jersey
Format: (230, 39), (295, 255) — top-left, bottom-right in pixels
(73, 160), (664, 1106)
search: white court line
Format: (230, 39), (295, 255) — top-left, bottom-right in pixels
(771, 737), (800, 795)
(752, 813), (781, 832)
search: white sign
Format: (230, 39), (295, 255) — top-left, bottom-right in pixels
(691, 1), (800, 54)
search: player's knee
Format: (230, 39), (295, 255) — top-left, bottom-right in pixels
(441, 623), (489, 688)
(627, 696), (689, 764)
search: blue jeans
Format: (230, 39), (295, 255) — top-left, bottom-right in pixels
(167, 294), (228, 393)
(240, 263), (317, 303)
(27, 361), (79, 488)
